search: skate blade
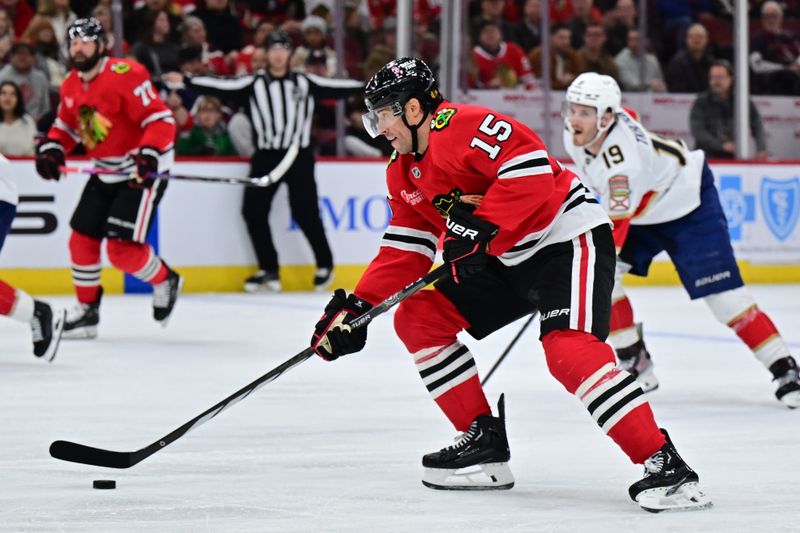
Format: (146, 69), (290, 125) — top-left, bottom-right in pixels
(636, 482), (713, 513)
(422, 462), (514, 491)
(158, 275), (185, 328)
(62, 325), (98, 340)
(244, 281), (282, 293)
(779, 390), (800, 409)
(43, 309), (66, 363)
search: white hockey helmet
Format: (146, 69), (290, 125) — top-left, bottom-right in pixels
(563, 72), (622, 146)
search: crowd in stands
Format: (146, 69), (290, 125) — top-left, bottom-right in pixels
(0, 0), (798, 158)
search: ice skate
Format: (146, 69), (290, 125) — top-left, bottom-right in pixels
(421, 394), (514, 491)
(629, 429), (712, 513)
(30, 300), (65, 362)
(616, 326), (659, 392)
(153, 269), (183, 325)
(313, 267), (334, 292)
(770, 357), (800, 408)
(63, 289), (102, 339)
(244, 270), (281, 293)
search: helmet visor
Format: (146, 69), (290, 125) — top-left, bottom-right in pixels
(361, 102), (403, 138)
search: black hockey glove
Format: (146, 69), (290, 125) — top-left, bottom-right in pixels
(442, 203), (498, 284)
(311, 289), (373, 361)
(35, 139), (65, 181)
(130, 146), (160, 189)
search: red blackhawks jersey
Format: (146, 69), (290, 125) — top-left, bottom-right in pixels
(354, 101), (610, 305)
(48, 57), (175, 183)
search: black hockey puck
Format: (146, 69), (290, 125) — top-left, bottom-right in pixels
(92, 479), (116, 489)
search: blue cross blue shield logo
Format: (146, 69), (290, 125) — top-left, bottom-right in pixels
(760, 177), (799, 241)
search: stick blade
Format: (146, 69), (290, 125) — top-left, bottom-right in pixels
(50, 440), (135, 469)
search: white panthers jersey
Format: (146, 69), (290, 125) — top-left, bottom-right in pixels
(563, 111), (704, 226)
(0, 153), (17, 206)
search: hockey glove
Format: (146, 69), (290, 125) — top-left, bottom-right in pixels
(130, 146), (160, 189)
(35, 139), (65, 181)
(442, 203), (498, 284)
(311, 289), (373, 361)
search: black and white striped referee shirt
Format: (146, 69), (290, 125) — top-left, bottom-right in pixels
(187, 71), (363, 152)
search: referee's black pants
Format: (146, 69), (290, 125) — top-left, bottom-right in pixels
(242, 147), (333, 274)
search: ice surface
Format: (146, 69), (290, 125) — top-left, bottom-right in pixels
(1, 285), (799, 532)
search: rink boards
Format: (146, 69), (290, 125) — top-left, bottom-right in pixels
(0, 158), (798, 294)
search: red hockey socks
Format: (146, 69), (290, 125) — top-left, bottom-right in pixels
(0, 279), (34, 321)
(394, 290), (491, 431)
(413, 342), (491, 431)
(542, 329), (665, 464)
(609, 295), (638, 349)
(106, 239), (169, 285)
(729, 306), (789, 368)
(69, 231), (103, 304)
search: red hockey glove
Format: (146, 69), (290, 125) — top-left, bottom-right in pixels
(311, 289), (373, 361)
(130, 146), (160, 189)
(442, 203), (498, 284)
(35, 139), (65, 181)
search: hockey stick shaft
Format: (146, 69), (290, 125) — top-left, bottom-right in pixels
(59, 166), (270, 187)
(480, 311), (538, 386)
(49, 264), (450, 469)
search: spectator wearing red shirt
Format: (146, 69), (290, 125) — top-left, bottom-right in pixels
(472, 19), (535, 89)
(1, 0), (33, 39)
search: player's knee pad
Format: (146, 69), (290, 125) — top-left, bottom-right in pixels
(703, 286), (756, 325)
(394, 290), (469, 354)
(68, 230), (102, 263)
(541, 329), (617, 394)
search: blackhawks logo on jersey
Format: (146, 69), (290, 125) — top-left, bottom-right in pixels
(78, 105), (112, 149)
(433, 188), (485, 218)
(110, 62), (131, 74)
(430, 108), (457, 131)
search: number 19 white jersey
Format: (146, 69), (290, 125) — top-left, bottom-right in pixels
(563, 111), (705, 227)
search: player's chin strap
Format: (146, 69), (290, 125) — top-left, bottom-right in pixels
(404, 112), (430, 159)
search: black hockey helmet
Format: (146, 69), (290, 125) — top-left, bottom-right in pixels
(265, 30), (292, 49)
(364, 57), (442, 116)
(67, 17), (106, 45)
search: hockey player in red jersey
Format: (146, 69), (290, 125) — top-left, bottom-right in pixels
(562, 73), (800, 408)
(308, 58), (711, 512)
(34, 18), (182, 339)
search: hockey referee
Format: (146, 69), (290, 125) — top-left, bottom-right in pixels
(172, 30), (363, 292)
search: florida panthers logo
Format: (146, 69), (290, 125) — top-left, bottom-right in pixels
(78, 105), (112, 149)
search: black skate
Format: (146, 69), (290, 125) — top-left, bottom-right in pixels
(617, 325), (659, 392)
(31, 300), (65, 362)
(244, 270), (281, 293)
(770, 357), (800, 408)
(313, 267), (334, 292)
(153, 269), (183, 325)
(63, 288), (102, 339)
(629, 429), (712, 513)
(421, 394), (514, 490)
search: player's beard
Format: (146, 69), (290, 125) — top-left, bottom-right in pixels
(71, 49), (103, 72)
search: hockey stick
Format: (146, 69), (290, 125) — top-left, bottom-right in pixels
(49, 264), (450, 469)
(59, 166), (272, 187)
(480, 311), (538, 386)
